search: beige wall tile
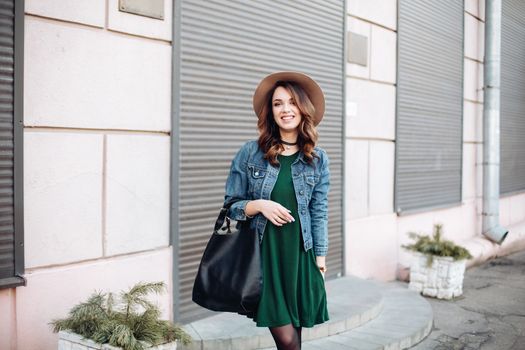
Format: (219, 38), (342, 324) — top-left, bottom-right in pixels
(346, 78), (396, 140)
(26, 0), (105, 27)
(345, 140), (369, 220)
(107, 0), (172, 41)
(346, 17), (371, 79)
(24, 132), (103, 268)
(370, 25), (396, 83)
(368, 140), (395, 215)
(464, 13), (484, 62)
(25, 17), (171, 131)
(347, 0), (396, 30)
(105, 134), (170, 256)
(463, 101), (483, 143)
(464, 58), (483, 102)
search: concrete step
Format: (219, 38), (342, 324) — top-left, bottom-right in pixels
(280, 282), (433, 350)
(180, 276), (383, 350)
(179, 277), (432, 350)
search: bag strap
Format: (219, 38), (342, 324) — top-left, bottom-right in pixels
(213, 199), (237, 234)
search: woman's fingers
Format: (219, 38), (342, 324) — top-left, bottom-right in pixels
(269, 218), (280, 226)
(275, 215), (289, 224)
(279, 207), (295, 222)
(260, 200), (295, 225)
(273, 208), (294, 224)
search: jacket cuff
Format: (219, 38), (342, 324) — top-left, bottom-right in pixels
(227, 200), (251, 221)
(314, 247), (327, 257)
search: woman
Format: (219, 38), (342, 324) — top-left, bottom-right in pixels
(224, 71), (330, 350)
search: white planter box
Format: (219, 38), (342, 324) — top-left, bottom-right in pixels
(58, 330), (177, 350)
(408, 252), (466, 299)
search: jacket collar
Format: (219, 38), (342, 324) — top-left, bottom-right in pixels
(296, 152), (309, 164)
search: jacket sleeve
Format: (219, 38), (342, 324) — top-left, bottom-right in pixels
(309, 149), (330, 256)
(224, 142), (252, 221)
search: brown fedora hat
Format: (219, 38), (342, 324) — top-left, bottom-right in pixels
(252, 71), (325, 126)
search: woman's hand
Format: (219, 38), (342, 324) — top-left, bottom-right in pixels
(245, 199), (295, 226)
(316, 256), (326, 280)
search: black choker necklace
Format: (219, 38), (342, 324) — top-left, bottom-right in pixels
(280, 140), (298, 146)
(281, 139), (298, 150)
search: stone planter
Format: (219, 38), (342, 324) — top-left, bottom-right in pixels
(408, 252), (466, 299)
(58, 330), (177, 350)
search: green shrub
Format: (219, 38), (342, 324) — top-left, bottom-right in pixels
(51, 282), (191, 350)
(402, 223), (473, 267)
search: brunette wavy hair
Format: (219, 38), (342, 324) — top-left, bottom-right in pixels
(257, 80), (319, 166)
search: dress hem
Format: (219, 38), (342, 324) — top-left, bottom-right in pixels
(255, 317), (330, 329)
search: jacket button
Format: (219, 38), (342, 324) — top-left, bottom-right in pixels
(301, 209), (306, 214)
(300, 190), (304, 195)
(254, 171), (259, 176)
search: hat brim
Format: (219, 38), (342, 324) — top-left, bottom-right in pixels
(252, 71), (325, 126)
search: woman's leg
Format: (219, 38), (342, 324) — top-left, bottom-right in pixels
(295, 326), (302, 345)
(269, 324), (301, 350)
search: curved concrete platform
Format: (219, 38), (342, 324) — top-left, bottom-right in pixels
(295, 281), (433, 350)
(179, 277), (432, 350)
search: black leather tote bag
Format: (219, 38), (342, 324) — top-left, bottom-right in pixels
(192, 202), (262, 317)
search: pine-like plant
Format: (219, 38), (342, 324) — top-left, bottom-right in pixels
(402, 223), (473, 267)
(51, 282), (191, 350)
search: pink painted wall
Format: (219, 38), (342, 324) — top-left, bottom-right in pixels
(0, 288), (17, 350)
(14, 249), (172, 350)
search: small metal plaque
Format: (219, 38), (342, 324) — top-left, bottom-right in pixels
(119, 0), (165, 20)
(347, 31), (368, 66)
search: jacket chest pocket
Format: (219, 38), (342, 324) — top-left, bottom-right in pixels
(304, 172), (319, 198)
(248, 165), (266, 196)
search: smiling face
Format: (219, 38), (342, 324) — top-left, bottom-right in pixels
(272, 86), (303, 134)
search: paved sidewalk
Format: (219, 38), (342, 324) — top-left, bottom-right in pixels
(411, 249), (525, 350)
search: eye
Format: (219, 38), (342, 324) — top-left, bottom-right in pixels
(273, 102), (281, 107)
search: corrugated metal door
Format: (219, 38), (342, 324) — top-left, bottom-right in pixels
(501, 0), (525, 195)
(395, 0), (464, 214)
(0, 0), (24, 289)
(173, 0), (344, 322)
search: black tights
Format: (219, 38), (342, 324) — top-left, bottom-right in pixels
(269, 324), (302, 350)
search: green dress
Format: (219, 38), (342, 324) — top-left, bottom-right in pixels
(254, 152), (329, 328)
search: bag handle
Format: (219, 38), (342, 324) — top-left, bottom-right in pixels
(213, 199), (238, 234)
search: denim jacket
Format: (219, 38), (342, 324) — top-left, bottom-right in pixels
(224, 140), (330, 256)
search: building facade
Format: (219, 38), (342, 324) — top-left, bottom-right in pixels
(1, 0), (524, 349)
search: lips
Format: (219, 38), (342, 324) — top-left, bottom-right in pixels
(281, 115), (295, 120)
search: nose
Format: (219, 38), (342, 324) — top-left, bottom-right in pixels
(283, 103), (292, 112)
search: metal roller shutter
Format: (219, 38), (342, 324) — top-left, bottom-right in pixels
(172, 0), (344, 322)
(395, 0), (464, 214)
(0, 0), (24, 289)
(501, 0), (525, 195)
